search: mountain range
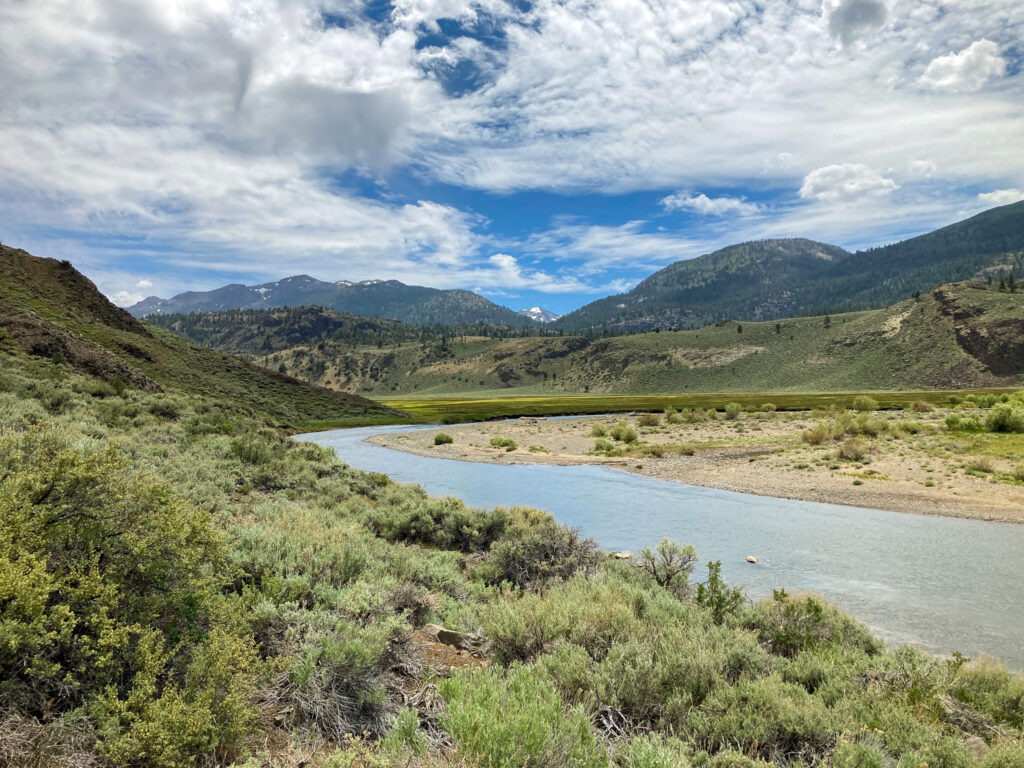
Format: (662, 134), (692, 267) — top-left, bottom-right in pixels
(128, 275), (534, 327)
(127, 201), (1024, 332)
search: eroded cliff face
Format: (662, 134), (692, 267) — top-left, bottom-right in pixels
(934, 285), (1024, 376)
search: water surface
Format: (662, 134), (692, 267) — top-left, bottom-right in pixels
(302, 423), (1024, 668)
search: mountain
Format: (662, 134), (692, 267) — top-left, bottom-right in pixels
(128, 275), (535, 327)
(519, 306), (562, 323)
(558, 201), (1024, 331)
(0, 245), (400, 427)
(174, 279), (1024, 396)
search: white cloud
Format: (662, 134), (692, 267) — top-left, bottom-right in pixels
(908, 159), (937, 178)
(920, 39), (1006, 92)
(520, 220), (708, 275)
(661, 192), (761, 217)
(799, 164), (899, 202)
(978, 188), (1024, 207)
(826, 0), (888, 47)
(1, 0), (1023, 299)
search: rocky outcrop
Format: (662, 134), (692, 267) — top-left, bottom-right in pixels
(934, 286), (1024, 375)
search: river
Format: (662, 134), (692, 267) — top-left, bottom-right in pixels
(301, 422), (1024, 668)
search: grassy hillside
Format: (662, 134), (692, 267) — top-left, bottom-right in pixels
(203, 281), (1024, 399)
(0, 246), (400, 428)
(559, 201), (1024, 331)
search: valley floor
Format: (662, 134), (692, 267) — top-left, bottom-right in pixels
(370, 408), (1024, 523)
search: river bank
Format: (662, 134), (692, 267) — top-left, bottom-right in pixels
(368, 408), (1024, 523)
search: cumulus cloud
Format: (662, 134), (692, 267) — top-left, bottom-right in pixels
(799, 164), (899, 202)
(978, 188), (1024, 207)
(920, 39), (1006, 92)
(826, 0), (888, 47)
(1, 0), (1023, 301)
(660, 193), (761, 217)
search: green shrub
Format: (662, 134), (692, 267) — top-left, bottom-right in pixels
(593, 437), (616, 453)
(609, 421), (638, 443)
(744, 589), (881, 658)
(686, 676), (835, 761)
(946, 413), (983, 432)
(0, 428), (226, 716)
(832, 734), (892, 768)
(637, 413), (661, 427)
(980, 741), (1024, 768)
(950, 656), (1024, 729)
(439, 665), (608, 768)
(700, 751), (773, 768)
(966, 456), (996, 474)
(910, 400), (935, 413)
(91, 628), (259, 768)
(986, 404), (1024, 433)
(361, 487), (510, 552)
(633, 442), (695, 457)
(837, 438), (868, 462)
(614, 733), (691, 767)
(484, 511), (601, 589)
(695, 561), (744, 625)
(852, 395), (879, 412)
(590, 423), (607, 437)
(230, 436), (273, 464)
(433, 432), (453, 445)
(760, 403), (777, 413)
(638, 539), (697, 596)
(723, 402), (742, 420)
(802, 423), (833, 445)
(490, 435), (518, 451)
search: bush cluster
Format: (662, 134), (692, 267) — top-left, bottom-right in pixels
(2, 355), (1022, 767)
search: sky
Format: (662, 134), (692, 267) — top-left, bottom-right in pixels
(1, 0), (1023, 315)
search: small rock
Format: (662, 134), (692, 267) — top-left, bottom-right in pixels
(612, 550), (633, 560)
(964, 736), (989, 762)
(423, 623), (478, 651)
(746, 555), (758, 564)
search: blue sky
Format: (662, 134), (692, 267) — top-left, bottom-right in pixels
(1, 0), (1023, 316)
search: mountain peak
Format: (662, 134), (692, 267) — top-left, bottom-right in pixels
(519, 306), (561, 323)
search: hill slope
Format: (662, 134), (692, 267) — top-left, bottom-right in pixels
(177, 281), (1024, 396)
(0, 245), (400, 426)
(559, 201), (1024, 331)
(128, 274), (535, 327)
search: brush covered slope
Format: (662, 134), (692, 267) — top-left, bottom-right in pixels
(181, 280), (1024, 397)
(559, 201), (1024, 331)
(128, 273), (535, 327)
(0, 245), (398, 427)
(2, 304), (1024, 767)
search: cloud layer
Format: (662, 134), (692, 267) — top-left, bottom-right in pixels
(1, 0), (1022, 310)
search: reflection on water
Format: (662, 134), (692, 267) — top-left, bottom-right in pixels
(302, 423), (1024, 668)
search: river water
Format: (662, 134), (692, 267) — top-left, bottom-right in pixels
(301, 423), (1024, 668)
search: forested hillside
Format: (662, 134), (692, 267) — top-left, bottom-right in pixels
(559, 201), (1024, 331)
(129, 275), (535, 327)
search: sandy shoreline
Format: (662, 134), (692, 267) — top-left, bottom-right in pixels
(368, 412), (1024, 524)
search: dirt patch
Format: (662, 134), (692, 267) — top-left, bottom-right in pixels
(666, 345), (765, 368)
